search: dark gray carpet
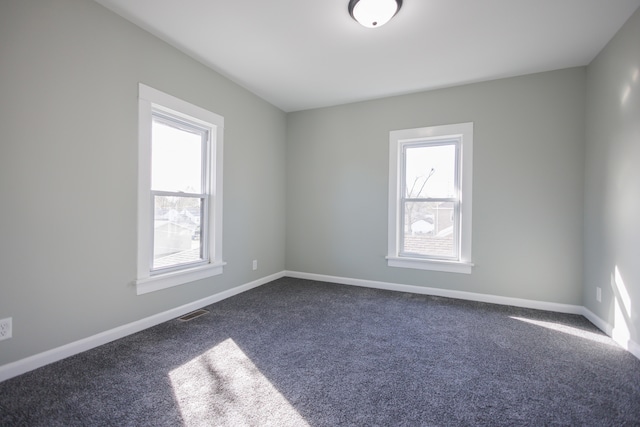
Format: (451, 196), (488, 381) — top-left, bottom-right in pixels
(1, 277), (639, 426)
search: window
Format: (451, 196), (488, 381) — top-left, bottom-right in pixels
(387, 122), (473, 274)
(136, 84), (224, 294)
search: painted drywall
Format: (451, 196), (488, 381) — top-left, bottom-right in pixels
(0, 0), (286, 366)
(286, 68), (586, 305)
(584, 8), (640, 347)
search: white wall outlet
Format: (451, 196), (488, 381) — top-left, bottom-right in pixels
(0, 318), (12, 341)
(596, 287), (602, 303)
(252, 260), (258, 271)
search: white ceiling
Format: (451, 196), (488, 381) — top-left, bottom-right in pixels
(95, 0), (640, 112)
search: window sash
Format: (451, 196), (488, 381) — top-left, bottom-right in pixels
(400, 200), (460, 260)
(149, 109), (212, 274)
(399, 139), (461, 261)
(151, 112), (209, 194)
(150, 192), (209, 274)
(152, 112), (209, 137)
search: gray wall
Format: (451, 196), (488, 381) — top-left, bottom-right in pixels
(0, 0), (287, 365)
(584, 8), (640, 346)
(286, 68), (586, 305)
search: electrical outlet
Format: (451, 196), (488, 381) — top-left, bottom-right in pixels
(596, 287), (602, 303)
(252, 260), (258, 271)
(0, 318), (12, 341)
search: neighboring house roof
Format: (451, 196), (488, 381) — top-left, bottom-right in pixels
(153, 247), (201, 269)
(154, 220), (196, 232)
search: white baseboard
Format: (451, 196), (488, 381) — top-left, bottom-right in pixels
(285, 271), (584, 314)
(581, 307), (640, 360)
(580, 307), (613, 335)
(2, 270), (638, 382)
(0, 271), (285, 383)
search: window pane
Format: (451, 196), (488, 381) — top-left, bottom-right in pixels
(153, 195), (204, 270)
(405, 143), (456, 199)
(403, 201), (456, 258)
(151, 118), (203, 193)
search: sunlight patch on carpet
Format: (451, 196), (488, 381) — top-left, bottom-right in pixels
(510, 317), (616, 347)
(169, 338), (310, 426)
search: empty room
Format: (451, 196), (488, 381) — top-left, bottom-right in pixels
(1, 0), (639, 425)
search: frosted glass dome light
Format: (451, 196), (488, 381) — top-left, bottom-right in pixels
(348, 0), (403, 28)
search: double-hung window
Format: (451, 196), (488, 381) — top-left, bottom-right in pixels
(136, 84), (224, 294)
(387, 122), (473, 274)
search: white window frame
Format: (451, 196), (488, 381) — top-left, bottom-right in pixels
(387, 122), (473, 274)
(136, 83), (225, 295)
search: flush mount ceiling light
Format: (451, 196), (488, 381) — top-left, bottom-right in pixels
(348, 0), (403, 28)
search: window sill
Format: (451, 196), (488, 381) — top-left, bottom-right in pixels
(386, 256), (473, 274)
(136, 261), (226, 295)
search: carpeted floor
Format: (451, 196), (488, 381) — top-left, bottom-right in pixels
(1, 277), (639, 426)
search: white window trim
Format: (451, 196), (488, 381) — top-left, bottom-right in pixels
(387, 122), (473, 274)
(136, 83), (225, 295)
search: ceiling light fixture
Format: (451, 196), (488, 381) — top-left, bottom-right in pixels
(348, 0), (402, 28)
